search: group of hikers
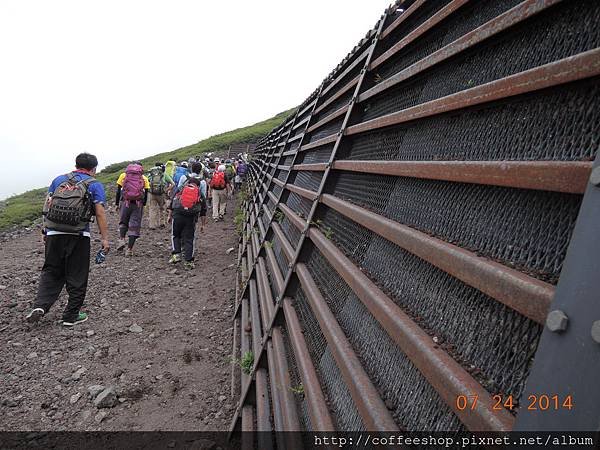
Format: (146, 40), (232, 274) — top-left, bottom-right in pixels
(25, 152), (248, 327)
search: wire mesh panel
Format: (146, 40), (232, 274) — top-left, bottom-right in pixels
(304, 245), (464, 430)
(291, 286), (365, 431)
(235, 0), (598, 436)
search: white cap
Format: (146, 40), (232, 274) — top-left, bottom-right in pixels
(218, 164), (226, 172)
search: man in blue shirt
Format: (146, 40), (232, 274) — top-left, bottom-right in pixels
(26, 153), (110, 326)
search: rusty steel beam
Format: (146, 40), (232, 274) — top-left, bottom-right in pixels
(307, 105), (349, 134)
(267, 190), (278, 205)
(352, 48), (600, 135)
(292, 163), (328, 172)
(321, 194), (554, 324)
(298, 98), (317, 119)
(307, 227), (515, 431)
(282, 297), (337, 432)
(278, 203), (309, 235)
(321, 47), (370, 97)
(271, 221), (297, 262)
(282, 149), (296, 157)
(249, 279), (274, 445)
(372, 0), (470, 70)
(241, 405), (254, 450)
(314, 75), (359, 115)
(293, 115), (310, 131)
(332, 160), (592, 194)
(265, 230), (337, 433)
(300, 134), (338, 152)
(288, 133), (304, 144)
(271, 177), (285, 188)
(284, 183), (319, 202)
(257, 259), (302, 433)
(380, 0), (427, 40)
(295, 263), (399, 431)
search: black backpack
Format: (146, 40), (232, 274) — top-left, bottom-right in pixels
(43, 173), (96, 232)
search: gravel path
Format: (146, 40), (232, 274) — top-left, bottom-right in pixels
(0, 200), (238, 431)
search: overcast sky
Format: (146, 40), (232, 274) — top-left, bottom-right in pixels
(0, 0), (392, 200)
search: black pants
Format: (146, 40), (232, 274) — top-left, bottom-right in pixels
(34, 234), (91, 321)
(172, 213), (198, 262)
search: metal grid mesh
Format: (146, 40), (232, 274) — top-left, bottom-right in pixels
(344, 80), (600, 162)
(275, 169), (288, 181)
(314, 91), (353, 123)
(272, 235), (289, 278)
(304, 246), (463, 430)
(279, 324), (313, 433)
(374, 0), (523, 81)
(298, 145), (335, 164)
(281, 155), (295, 166)
(294, 171), (323, 192)
(285, 192), (313, 220)
(307, 118), (344, 143)
(361, 1), (600, 121)
(321, 62), (364, 107)
(280, 216), (301, 250)
(330, 171), (581, 283)
(316, 205), (542, 402)
(288, 139), (301, 153)
(271, 184), (282, 198)
(291, 286), (365, 431)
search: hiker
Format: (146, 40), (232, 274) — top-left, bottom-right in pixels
(224, 159), (236, 195)
(210, 164), (228, 221)
(165, 160), (177, 180)
(148, 162), (173, 230)
(235, 158), (247, 191)
(177, 162), (208, 232)
(173, 161), (189, 189)
(115, 162), (149, 256)
(26, 153), (109, 326)
(168, 174), (206, 269)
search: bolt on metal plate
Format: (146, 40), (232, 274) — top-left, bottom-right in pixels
(591, 321), (600, 344)
(546, 310), (569, 332)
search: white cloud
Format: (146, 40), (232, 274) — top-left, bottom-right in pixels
(0, 0), (391, 199)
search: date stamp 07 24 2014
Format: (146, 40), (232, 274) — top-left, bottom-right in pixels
(455, 394), (573, 412)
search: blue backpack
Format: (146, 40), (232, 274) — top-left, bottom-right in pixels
(173, 166), (188, 186)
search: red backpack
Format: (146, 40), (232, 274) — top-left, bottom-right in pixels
(173, 182), (202, 215)
(210, 171), (226, 189)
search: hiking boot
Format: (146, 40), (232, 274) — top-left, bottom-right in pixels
(117, 239), (127, 251)
(184, 261), (195, 270)
(169, 254), (181, 264)
(25, 308), (44, 323)
(219, 214), (224, 221)
(125, 247), (133, 257)
(63, 312), (88, 327)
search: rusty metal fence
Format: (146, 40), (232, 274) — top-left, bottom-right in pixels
(230, 0), (600, 445)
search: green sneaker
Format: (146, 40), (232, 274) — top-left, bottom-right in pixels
(63, 312), (88, 327)
(184, 261), (195, 270)
(169, 254), (181, 264)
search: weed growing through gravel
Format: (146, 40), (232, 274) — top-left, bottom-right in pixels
(289, 384), (304, 396)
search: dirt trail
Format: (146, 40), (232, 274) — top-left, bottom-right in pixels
(0, 199), (238, 431)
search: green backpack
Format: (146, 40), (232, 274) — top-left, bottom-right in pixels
(149, 167), (165, 195)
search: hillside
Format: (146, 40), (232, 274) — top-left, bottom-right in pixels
(0, 109), (292, 230)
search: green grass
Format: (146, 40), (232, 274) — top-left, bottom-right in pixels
(0, 109), (293, 230)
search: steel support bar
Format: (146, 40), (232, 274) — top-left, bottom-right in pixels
(295, 263), (399, 431)
(515, 156), (600, 431)
(379, 0), (426, 40)
(306, 105), (349, 133)
(364, 0), (563, 101)
(321, 47), (370, 97)
(352, 48), (600, 135)
(299, 134), (338, 152)
(321, 194), (553, 323)
(333, 160), (591, 194)
(284, 183), (319, 202)
(249, 280), (274, 447)
(282, 298), (336, 432)
(307, 227), (514, 431)
(313, 75), (359, 115)
(257, 259), (302, 433)
(372, 0), (470, 70)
